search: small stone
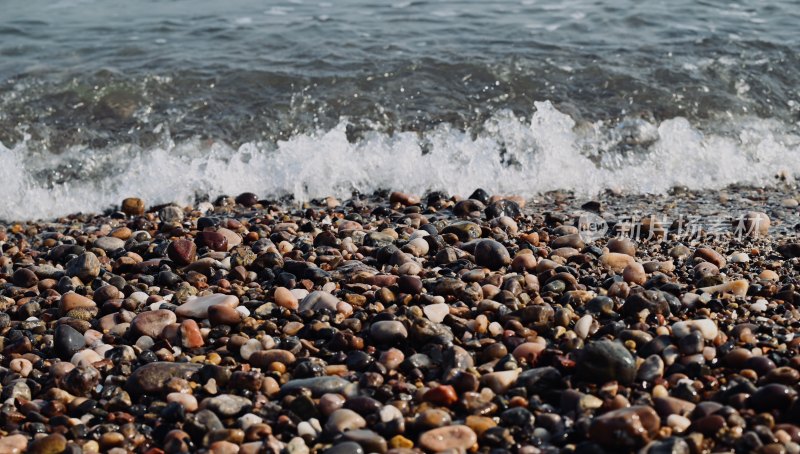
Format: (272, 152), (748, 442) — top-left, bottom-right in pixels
(168, 238), (197, 265)
(249, 349), (297, 367)
(390, 191), (421, 206)
(60, 292), (96, 315)
(126, 362), (203, 395)
(672, 318), (718, 340)
(481, 369), (520, 394)
(423, 385), (458, 406)
(599, 253), (636, 273)
(418, 425), (477, 452)
(197, 231), (229, 252)
(699, 279), (748, 297)
(574, 314), (593, 339)
(160, 205), (184, 223)
(94, 236), (125, 252)
(180, 319), (204, 348)
(423, 303), (449, 323)
(122, 197), (145, 216)
(0, 434), (28, 454)
(13, 268), (38, 287)
(622, 262), (646, 285)
(736, 211), (770, 237)
(54, 324), (86, 360)
(218, 228), (242, 250)
(66, 252), (101, 282)
(204, 394), (252, 417)
(325, 409), (367, 434)
(274, 287), (299, 310)
(240, 339), (262, 360)
(168, 392), (199, 412)
(577, 339), (636, 385)
(474, 239), (511, 270)
(176, 294), (239, 319)
(694, 247), (726, 269)
(131, 309), (177, 338)
(27, 434), (67, 454)
(589, 406), (660, 448)
(370, 320), (408, 344)
(280, 376), (353, 397)
(208, 304), (242, 326)
(608, 237), (636, 256)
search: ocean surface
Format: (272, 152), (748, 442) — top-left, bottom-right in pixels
(1, 0), (799, 220)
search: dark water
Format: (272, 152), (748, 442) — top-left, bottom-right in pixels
(1, 0), (799, 219)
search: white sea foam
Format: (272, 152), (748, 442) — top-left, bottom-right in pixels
(1, 101), (798, 221)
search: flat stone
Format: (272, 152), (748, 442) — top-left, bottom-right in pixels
(280, 376), (353, 397)
(126, 362), (203, 395)
(589, 406), (660, 448)
(249, 349), (297, 367)
(208, 304), (242, 326)
(176, 294), (239, 319)
(218, 228), (242, 250)
(94, 236), (125, 252)
(203, 394), (252, 417)
(599, 253), (636, 273)
(418, 425), (477, 452)
(481, 369), (520, 394)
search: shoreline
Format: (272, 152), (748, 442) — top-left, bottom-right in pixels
(1, 186), (800, 453)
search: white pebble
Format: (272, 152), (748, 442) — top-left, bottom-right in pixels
(240, 339), (262, 360)
(574, 314), (593, 339)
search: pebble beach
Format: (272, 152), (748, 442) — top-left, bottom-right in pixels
(1, 186), (800, 453)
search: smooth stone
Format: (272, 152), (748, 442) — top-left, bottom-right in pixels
(60, 292), (97, 315)
(325, 409), (367, 434)
(481, 369), (520, 394)
(280, 376), (353, 397)
(748, 384), (797, 412)
(13, 268), (39, 287)
(694, 247), (726, 269)
(474, 239), (511, 270)
(168, 392), (199, 412)
(180, 319), (204, 348)
(622, 262), (646, 285)
(441, 221), (482, 242)
(736, 211), (770, 237)
(574, 314), (593, 339)
(299, 291), (339, 312)
(218, 228), (242, 250)
(370, 321), (408, 344)
(390, 191), (421, 206)
(700, 279), (748, 297)
(94, 236), (125, 252)
(160, 205), (184, 223)
(126, 362), (203, 395)
(204, 394), (252, 417)
(0, 434), (28, 453)
(27, 434), (67, 454)
(672, 318), (718, 340)
(577, 339), (636, 385)
(240, 339), (262, 360)
(608, 237), (636, 256)
(637, 355), (665, 382)
(197, 231), (229, 252)
(176, 294), (239, 319)
(423, 303), (449, 323)
(599, 253), (636, 273)
(55, 324), (86, 360)
(208, 304), (242, 326)
(131, 309), (177, 338)
(65, 252), (101, 282)
(168, 238), (197, 265)
(589, 406), (660, 448)
(249, 349), (297, 367)
(418, 425), (478, 452)
(323, 442), (364, 454)
(122, 197), (145, 216)
(71, 349), (103, 367)
(275, 287), (299, 310)
(342, 429), (388, 454)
